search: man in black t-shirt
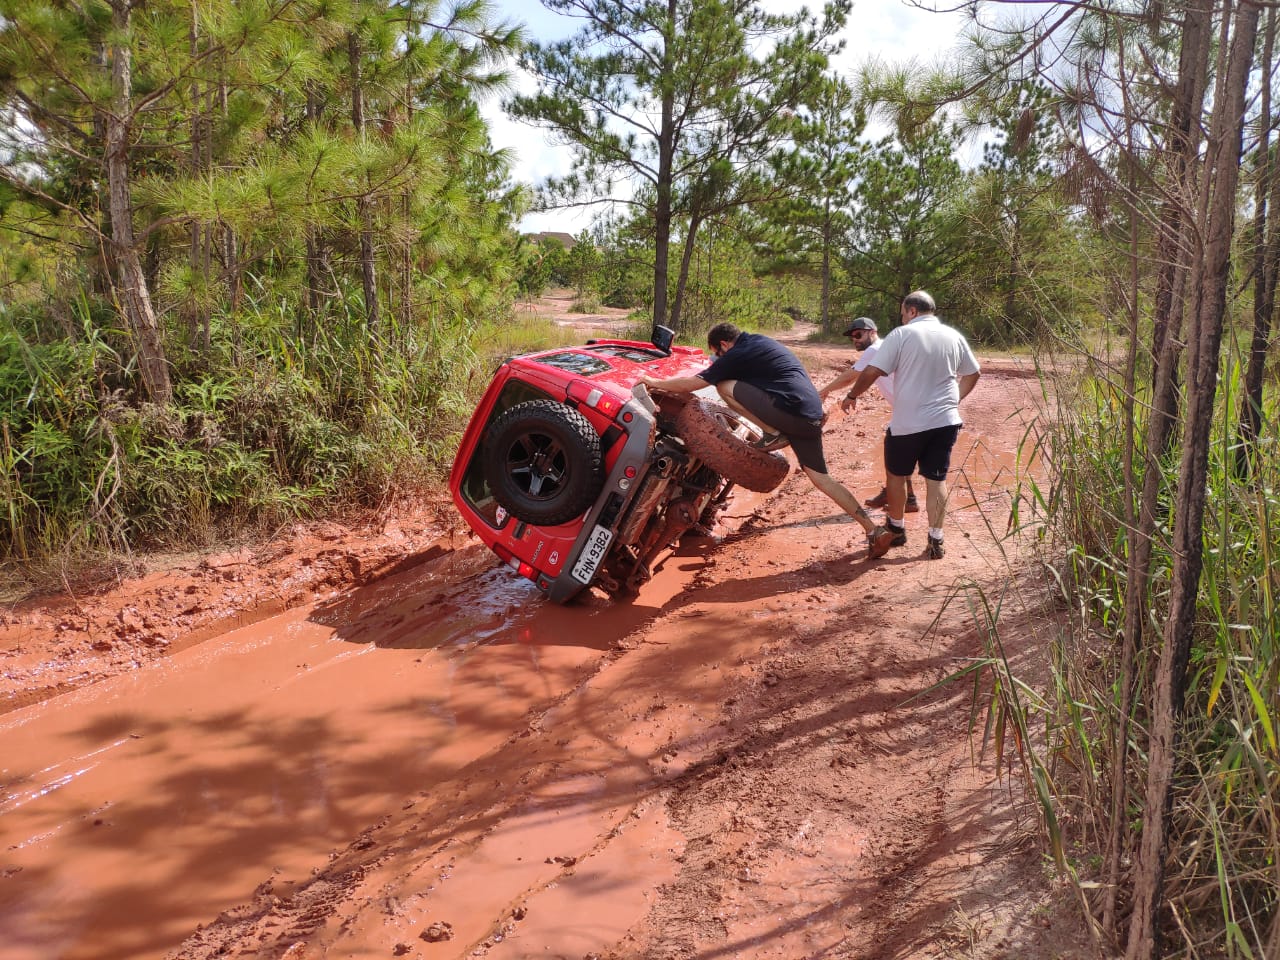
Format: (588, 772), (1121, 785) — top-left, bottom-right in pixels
(639, 322), (894, 559)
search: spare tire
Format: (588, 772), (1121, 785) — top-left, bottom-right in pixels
(483, 400), (605, 525)
(675, 397), (790, 493)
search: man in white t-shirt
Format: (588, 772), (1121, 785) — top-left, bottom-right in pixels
(838, 291), (981, 560)
(817, 316), (918, 512)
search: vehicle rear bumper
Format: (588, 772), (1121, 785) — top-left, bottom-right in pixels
(543, 391), (658, 603)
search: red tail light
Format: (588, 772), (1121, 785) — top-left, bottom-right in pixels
(495, 545), (537, 581)
(567, 381), (624, 418)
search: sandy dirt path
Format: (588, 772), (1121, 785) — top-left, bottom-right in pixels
(0, 332), (1094, 960)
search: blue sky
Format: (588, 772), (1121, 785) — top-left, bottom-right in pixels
(483, 0), (980, 233)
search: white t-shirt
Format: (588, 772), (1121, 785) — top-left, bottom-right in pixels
(853, 338), (894, 404)
(869, 316), (980, 435)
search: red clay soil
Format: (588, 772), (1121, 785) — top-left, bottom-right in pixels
(0, 335), (1098, 960)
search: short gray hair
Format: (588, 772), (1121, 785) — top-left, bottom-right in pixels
(902, 290), (935, 314)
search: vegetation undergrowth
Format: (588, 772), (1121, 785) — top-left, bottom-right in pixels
(941, 343), (1280, 959)
(1043, 353), (1279, 958)
(1, 291), (500, 595)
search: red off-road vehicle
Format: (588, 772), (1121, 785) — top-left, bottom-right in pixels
(449, 328), (790, 603)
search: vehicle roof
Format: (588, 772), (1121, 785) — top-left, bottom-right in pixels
(510, 339), (709, 396)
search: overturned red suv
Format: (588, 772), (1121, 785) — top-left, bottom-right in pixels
(449, 327), (789, 603)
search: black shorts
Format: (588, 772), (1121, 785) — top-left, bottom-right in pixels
(884, 424), (961, 481)
(729, 381), (827, 473)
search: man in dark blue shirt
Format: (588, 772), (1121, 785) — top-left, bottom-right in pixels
(639, 322), (895, 558)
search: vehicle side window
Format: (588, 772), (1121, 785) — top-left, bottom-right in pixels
(588, 346), (666, 363)
(458, 380), (557, 525)
(535, 352), (613, 376)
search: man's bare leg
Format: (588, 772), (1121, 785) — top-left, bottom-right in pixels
(925, 477), (949, 530)
(714, 380), (774, 435)
(884, 473), (910, 526)
(802, 466), (879, 536)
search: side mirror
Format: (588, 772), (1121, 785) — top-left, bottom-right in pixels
(651, 324), (675, 355)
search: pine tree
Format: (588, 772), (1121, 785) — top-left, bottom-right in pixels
(841, 120), (970, 319)
(509, 0), (848, 333)
(762, 75), (864, 332)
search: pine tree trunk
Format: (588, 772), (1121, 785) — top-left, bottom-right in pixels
(1124, 4), (1260, 957)
(1149, 0), (1214, 454)
(1005, 209), (1020, 333)
(187, 1), (206, 354)
(305, 84), (327, 319)
(821, 203), (831, 331)
(107, 0), (172, 403)
(1235, 7), (1278, 479)
(218, 67), (242, 315)
(349, 30), (381, 339)
(400, 192), (413, 334)
(670, 211), (703, 333)
(653, 0), (676, 331)
(358, 202), (379, 334)
(91, 40), (115, 301)
(1104, 0), (1212, 934)
(223, 226), (240, 308)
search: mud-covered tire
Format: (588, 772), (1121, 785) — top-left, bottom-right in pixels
(674, 397), (790, 493)
(483, 400), (605, 525)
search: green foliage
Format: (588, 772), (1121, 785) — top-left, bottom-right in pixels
(563, 235), (605, 303)
(0, 0), (526, 571)
(510, 0), (850, 330)
(948, 81), (1099, 345)
(759, 75), (865, 332)
(842, 120), (974, 319)
(1042, 355), (1280, 957)
(674, 227), (812, 340)
(0, 290), (491, 566)
(514, 237), (565, 300)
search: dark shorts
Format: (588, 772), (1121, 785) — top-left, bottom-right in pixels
(884, 424), (961, 481)
(730, 381), (827, 473)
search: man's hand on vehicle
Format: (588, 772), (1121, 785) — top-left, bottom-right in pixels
(640, 374), (707, 394)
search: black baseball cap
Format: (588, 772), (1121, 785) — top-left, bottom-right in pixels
(842, 317), (876, 336)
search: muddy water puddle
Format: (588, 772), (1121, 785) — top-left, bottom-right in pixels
(0, 546), (673, 960)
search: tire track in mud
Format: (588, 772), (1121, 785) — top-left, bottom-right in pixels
(165, 556), (782, 959)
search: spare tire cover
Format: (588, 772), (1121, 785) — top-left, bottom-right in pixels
(483, 399), (605, 525)
(675, 397), (790, 493)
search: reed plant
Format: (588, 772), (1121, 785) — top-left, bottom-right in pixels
(1030, 354), (1280, 957)
(918, 340), (1278, 957)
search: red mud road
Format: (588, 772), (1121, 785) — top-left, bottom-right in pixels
(0, 341), (1093, 960)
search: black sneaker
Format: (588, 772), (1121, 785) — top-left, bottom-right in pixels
(926, 536), (945, 560)
(865, 487), (888, 508)
(887, 524), (907, 547)
(905, 495), (919, 513)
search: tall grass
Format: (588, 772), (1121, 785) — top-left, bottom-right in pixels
(0, 288), (505, 591)
(1028, 354), (1280, 957)
(920, 341), (1278, 956)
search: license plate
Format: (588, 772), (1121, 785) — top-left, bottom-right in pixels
(570, 524), (614, 584)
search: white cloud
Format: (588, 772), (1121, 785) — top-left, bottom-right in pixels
(484, 0), (977, 233)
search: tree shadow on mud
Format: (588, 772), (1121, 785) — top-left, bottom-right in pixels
(647, 597), (1090, 960)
